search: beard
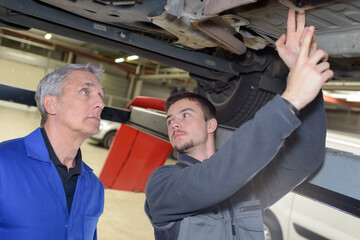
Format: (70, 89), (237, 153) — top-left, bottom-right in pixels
(174, 140), (194, 153)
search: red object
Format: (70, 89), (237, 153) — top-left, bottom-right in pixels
(99, 124), (138, 188)
(126, 96), (166, 111)
(99, 96), (172, 192)
(323, 94), (360, 108)
(99, 125), (172, 192)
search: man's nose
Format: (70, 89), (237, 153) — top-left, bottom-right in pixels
(171, 120), (181, 130)
(95, 94), (105, 111)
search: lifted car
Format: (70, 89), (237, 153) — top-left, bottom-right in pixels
(0, 2), (359, 238)
(0, 0), (359, 128)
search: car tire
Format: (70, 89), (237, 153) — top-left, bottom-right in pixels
(263, 210), (283, 240)
(103, 130), (116, 149)
(197, 49), (288, 128)
(198, 72), (275, 128)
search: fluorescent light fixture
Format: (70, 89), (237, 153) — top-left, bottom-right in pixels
(44, 33), (52, 40)
(127, 55), (139, 61)
(115, 57), (125, 63)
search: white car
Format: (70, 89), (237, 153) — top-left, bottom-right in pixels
(91, 120), (120, 149)
(262, 131), (360, 240)
(266, 189), (360, 240)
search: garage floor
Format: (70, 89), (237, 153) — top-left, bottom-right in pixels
(0, 101), (157, 240)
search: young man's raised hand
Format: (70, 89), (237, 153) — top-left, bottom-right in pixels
(282, 26), (334, 110)
(276, 9), (317, 69)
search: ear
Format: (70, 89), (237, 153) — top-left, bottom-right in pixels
(207, 118), (217, 134)
(43, 95), (57, 115)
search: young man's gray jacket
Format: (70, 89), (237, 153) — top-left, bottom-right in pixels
(145, 94), (326, 240)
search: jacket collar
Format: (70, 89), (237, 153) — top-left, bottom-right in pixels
(24, 128), (93, 173)
(81, 161), (93, 173)
(24, 128), (51, 163)
(178, 153), (202, 165)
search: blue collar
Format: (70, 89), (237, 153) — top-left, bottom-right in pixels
(178, 153), (201, 165)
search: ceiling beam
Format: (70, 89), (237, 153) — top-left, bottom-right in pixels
(139, 72), (190, 80)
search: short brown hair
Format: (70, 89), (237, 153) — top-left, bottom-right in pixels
(165, 92), (216, 121)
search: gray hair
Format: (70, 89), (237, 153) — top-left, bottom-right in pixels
(35, 63), (104, 126)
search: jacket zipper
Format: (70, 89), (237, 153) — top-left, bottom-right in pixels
(225, 200), (236, 236)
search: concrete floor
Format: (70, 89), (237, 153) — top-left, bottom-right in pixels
(0, 101), (155, 240)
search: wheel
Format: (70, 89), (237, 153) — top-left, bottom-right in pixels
(198, 72), (275, 128)
(263, 210), (283, 240)
(103, 131), (116, 149)
(197, 48), (288, 128)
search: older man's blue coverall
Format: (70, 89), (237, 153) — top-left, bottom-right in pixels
(0, 128), (104, 240)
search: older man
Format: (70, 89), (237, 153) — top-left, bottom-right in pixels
(0, 64), (105, 240)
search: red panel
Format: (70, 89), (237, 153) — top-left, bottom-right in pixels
(323, 94), (360, 108)
(111, 131), (173, 192)
(99, 125), (138, 187)
(126, 96), (166, 111)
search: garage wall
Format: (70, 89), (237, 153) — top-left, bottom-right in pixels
(0, 45), (63, 90)
(141, 82), (172, 100)
(0, 58), (45, 91)
(0, 40), (186, 109)
(327, 110), (360, 134)
(0, 45), (134, 108)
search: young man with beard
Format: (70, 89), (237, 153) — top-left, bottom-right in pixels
(145, 9), (333, 240)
